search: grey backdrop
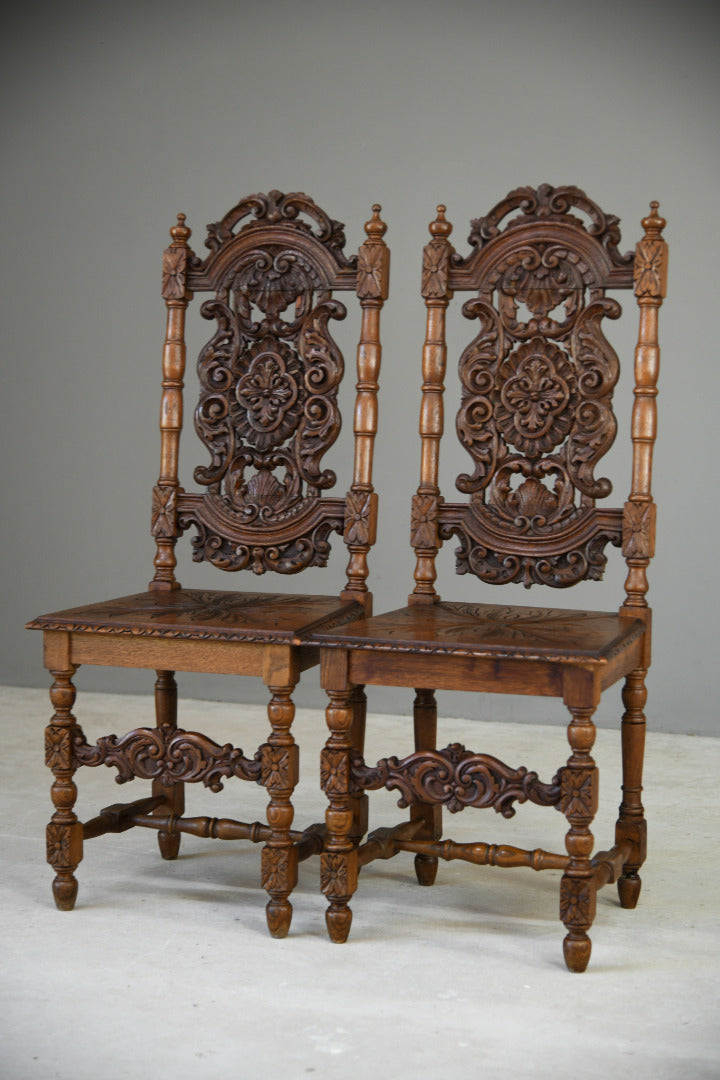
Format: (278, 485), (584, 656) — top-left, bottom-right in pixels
(2, 0), (718, 734)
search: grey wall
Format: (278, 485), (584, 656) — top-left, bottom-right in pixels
(2, 0), (718, 734)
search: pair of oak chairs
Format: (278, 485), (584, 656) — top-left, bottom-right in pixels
(28, 184), (667, 972)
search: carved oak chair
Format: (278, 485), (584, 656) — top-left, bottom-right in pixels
(310, 185), (667, 971)
(27, 191), (389, 937)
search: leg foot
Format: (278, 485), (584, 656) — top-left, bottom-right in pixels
(52, 873), (79, 911)
(326, 902), (352, 944)
(266, 898), (293, 938)
(157, 831), (181, 860)
(414, 853), (439, 886)
(563, 932), (592, 973)
(618, 870), (642, 909)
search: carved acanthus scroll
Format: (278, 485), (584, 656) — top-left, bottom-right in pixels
(350, 744), (561, 818)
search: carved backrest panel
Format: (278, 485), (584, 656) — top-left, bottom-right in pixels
(153, 192), (388, 586)
(417, 186), (645, 591)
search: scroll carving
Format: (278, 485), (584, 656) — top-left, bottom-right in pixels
(446, 185), (628, 587)
(350, 744), (561, 818)
(71, 724), (262, 791)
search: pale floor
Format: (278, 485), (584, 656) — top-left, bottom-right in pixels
(1, 685), (718, 1080)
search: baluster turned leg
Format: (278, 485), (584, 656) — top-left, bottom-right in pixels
(560, 705), (599, 973)
(412, 688), (442, 886)
(616, 668), (648, 909)
(349, 685), (369, 843)
(321, 687), (358, 943)
(152, 670), (184, 860)
(45, 665), (83, 910)
(261, 683), (299, 938)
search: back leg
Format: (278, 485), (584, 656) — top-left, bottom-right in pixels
(412, 688), (442, 886)
(616, 668), (648, 908)
(152, 670), (184, 860)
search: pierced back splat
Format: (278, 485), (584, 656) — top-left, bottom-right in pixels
(417, 185), (639, 590)
(152, 192), (388, 584)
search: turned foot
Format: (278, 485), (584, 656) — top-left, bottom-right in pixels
(618, 871), (642, 909)
(563, 931), (592, 973)
(52, 873), (79, 911)
(326, 903), (352, 943)
(266, 898), (293, 938)
(414, 853), (438, 886)
(157, 831), (181, 860)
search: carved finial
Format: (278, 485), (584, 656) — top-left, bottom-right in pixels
(364, 204), (387, 240)
(429, 205), (452, 240)
(169, 212), (191, 245)
(641, 201), (665, 239)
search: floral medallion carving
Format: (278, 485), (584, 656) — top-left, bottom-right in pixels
(494, 338), (577, 457)
(233, 336), (304, 452)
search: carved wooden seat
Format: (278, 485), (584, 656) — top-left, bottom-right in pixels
(27, 191), (389, 936)
(309, 185), (667, 971)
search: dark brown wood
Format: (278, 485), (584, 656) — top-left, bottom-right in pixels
(311, 186), (667, 971)
(27, 193), (388, 933)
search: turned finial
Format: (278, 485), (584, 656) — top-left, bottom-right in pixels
(169, 212), (191, 244)
(364, 204), (387, 240)
(641, 201), (665, 239)
(429, 204), (452, 240)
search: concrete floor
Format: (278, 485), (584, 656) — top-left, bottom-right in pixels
(1, 684), (718, 1080)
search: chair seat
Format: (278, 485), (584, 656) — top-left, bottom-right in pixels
(310, 601), (645, 664)
(28, 589), (364, 645)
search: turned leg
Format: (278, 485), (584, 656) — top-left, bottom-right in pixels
(559, 705), (598, 973)
(412, 688), (442, 886)
(616, 668), (648, 909)
(261, 683), (299, 938)
(152, 671), (184, 860)
(45, 665), (83, 911)
(320, 687), (359, 943)
(348, 685), (369, 843)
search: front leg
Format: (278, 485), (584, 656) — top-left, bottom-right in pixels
(320, 685), (359, 943)
(261, 682), (299, 938)
(559, 704), (598, 973)
(45, 664), (83, 910)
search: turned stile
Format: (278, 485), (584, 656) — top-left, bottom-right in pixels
(151, 213), (192, 591)
(616, 203), (667, 909)
(411, 206), (453, 605)
(342, 206), (389, 610)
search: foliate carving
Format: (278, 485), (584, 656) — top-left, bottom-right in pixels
(494, 338), (577, 456)
(261, 744), (299, 790)
(558, 768), (598, 819)
(71, 724), (262, 791)
(261, 846), (291, 892)
(449, 189), (625, 588)
(351, 744), (561, 818)
(466, 183), (633, 270)
(151, 485), (178, 538)
(634, 240), (666, 298)
(45, 726), (75, 772)
(422, 241), (451, 299)
(204, 190), (357, 271)
(320, 853), (354, 897)
(357, 243), (387, 299)
(622, 501), (656, 559)
(233, 336), (304, 451)
(343, 491), (373, 546)
(560, 876), (596, 928)
(162, 246), (187, 300)
(46, 823), (72, 866)
(410, 493), (439, 549)
(320, 747), (353, 795)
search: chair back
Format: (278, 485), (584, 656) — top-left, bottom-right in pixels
(152, 191), (389, 603)
(410, 184), (666, 609)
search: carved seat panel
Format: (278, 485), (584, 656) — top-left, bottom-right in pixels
(312, 185), (667, 972)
